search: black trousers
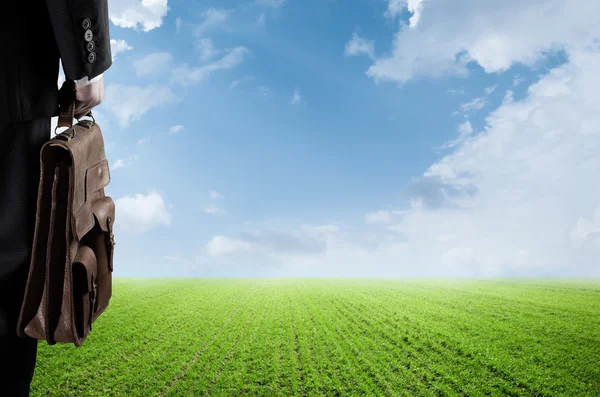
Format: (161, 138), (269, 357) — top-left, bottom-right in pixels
(0, 118), (51, 396)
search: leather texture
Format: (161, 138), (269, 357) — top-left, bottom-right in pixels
(15, 105), (115, 347)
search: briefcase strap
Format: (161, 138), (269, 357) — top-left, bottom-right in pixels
(57, 101), (75, 129)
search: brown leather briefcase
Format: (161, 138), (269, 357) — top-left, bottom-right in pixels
(16, 101), (115, 347)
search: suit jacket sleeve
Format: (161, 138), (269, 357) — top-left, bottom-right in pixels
(45, 0), (112, 81)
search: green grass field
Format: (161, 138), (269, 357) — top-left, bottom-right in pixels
(31, 279), (599, 396)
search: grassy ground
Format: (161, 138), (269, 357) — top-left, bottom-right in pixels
(31, 278), (600, 396)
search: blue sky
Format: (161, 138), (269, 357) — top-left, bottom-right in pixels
(58, 0), (600, 277)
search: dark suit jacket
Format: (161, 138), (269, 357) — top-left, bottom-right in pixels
(0, 0), (112, 122)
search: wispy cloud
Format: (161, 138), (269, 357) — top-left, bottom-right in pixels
(195, 8), (229, 35)
(209, 190), (224, 200)
(290, 89), (302, 105)
(259, 85), (271, 99)
(204, 204), (227, 215)
(203, 190), (227, 215)
(169, 125), (185, 134)
(105, 84), (176, 127)
(196, 38), (221, 61)
(112, 159), (125, 170)
(459, 96), (486, 114)
(438, 120), (474, 150)
(257, 0), (286, 8)
(457, 85), (499, 116)
(134, 52), (173, 77)
(344, 32), (375, 60)
(111, 154), (139, 170)
(171, 47), (250, 85)
(513, 76), (525, 86)
(365, 210), (392, 224)
(485, 85), (498, 95)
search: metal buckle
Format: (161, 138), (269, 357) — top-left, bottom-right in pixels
(78, 112), (96, 126)
(53, 111), (95, 136)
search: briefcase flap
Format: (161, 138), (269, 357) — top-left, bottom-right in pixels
(46, 121), (111, 241)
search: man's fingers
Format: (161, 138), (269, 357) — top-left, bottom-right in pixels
(73, 76), (104, 116)
(73, 101), (96, 119)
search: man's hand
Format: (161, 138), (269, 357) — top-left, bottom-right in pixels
(73, 74), (104, 119)
(59, 75), (105, 119)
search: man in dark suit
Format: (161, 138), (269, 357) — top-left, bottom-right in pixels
(0, 0), (112, 394)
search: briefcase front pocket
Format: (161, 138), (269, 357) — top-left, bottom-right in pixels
(80, 196), (115, 320)
(73, 246), (98, 338)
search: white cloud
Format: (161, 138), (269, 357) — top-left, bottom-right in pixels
(387, 0), (426, 27)
(290, 89), (302, 105)
(171, 47), (249, 85)
(384, 47), (600, 276)
(367, 0), (600, 84)
(176, 17), (183, 33)
(110, 39), (134, 61)
(195, 8), (229, 35)
(204, 44), (600, 277)
(344, 33), (375, 60)
(114, 190), (171, 233)
(133, 52), (173, 77)
(406, 0), (426, 27)
(109, 0), (169, 32)
(385, 0), (405, 19)
(169, 125), (185, 134)
(365, 210), (392, 224)
(105, 84), (176, 127)
(204, 204), (227, 215)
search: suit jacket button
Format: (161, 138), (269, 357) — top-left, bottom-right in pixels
(87, 52), (96, 63)
(84, 29), (93, 42)
(86, 41), (95, 52)
(82, 18), (91, 30)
